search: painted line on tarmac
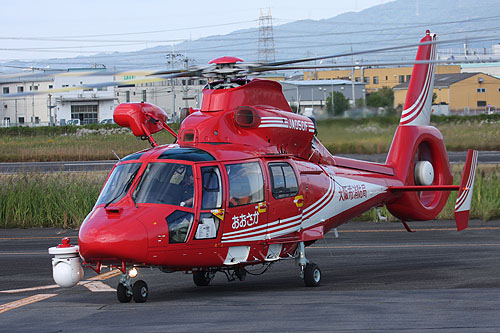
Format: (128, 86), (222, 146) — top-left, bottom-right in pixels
(0, 294), (57, 314)
(311, 243), (500, 249)
(339, 227), (500, 233)
(87, 269), (121, 281)
(0, 252), (48, 255)
(0, 236), (77, 240)
(0, 285), (60, 294)
(78, 281), (116, 292)
(0, 270), (120, 295)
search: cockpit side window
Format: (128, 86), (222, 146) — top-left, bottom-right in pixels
(201, 166), (222, 209)
(226, 162), (264, 207)
(133, 163), (194, 207)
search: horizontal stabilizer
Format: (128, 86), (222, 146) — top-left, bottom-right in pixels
(454, 150), (479, 231)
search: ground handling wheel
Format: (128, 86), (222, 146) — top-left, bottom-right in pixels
(303, 262), (321, 287)
(117, 282), (132, 303)
(193, 270), (212, 286)
(132, 280), (148, 303)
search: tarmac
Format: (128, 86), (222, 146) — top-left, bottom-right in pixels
(0, 219), (499, 332)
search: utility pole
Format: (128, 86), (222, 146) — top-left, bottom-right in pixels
(166, 52), (182, 118)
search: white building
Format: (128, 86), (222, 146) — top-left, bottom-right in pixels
(53, 69), (116, 125)
(0, 74), (54, 126)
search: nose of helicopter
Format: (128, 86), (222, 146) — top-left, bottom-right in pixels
(78, 208), (148, 263)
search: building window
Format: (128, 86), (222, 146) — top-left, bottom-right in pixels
(125, 91), (130, 103)
(477, 88), (486, 93)
(477, 101), (487, 107)
(373, 76), (379, 84)
(385, 76), (388, 81)
(406, 75), (411, 82)
(34, 117), (40, 124)
(71, 104), (98, 125)
(2, 87), (9, 94)
(49, 85), (53, 89)
(355, 77), (360, 82)
(142, 90), (147, 102)
(363, 77), (370, 84)
(17, 86), (24, 93)
(399, 75), (405, 83)
(18, 117), (24, 124)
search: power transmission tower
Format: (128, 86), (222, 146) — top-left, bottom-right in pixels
(258, 8), (276, 63)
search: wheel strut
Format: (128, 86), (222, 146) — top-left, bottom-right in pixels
(295, 241), (321, 287)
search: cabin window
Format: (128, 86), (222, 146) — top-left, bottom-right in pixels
(269, 163), (299, 199)
(201, 166), (223, 209)
(166, 210), (194, 243)
(133, 163), (194, 207)
(226, 162), (264, 207)
(194, 213), (220, 240)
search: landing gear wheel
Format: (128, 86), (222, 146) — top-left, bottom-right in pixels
(193, 271), (212, 286)
(117, 282), (132, 303)
(132, 280), (148, 303)
(304, 263), (321, 287)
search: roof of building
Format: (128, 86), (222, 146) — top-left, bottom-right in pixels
(281, 79), (364, 86)
(393, 73), (487, 90)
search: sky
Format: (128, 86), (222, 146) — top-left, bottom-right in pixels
(0, 0), (394, 62)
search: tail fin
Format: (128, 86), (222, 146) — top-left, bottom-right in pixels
(455, 150), (479, 231)
(385, 31), (453, 222)
(400, 30), (437, 126)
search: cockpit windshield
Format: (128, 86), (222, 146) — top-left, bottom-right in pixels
(96, 163), (141, 206)
(133, 163), (194, 207)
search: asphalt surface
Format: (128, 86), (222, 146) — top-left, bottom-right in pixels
(1, 151), (500, 174)
(1, 220), (499, 332)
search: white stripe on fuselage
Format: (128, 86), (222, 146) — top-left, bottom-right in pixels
(221, 176), (387, 243)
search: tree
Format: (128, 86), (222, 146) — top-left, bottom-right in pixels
(366, 87), (394, 108)
(326, 91), (350, 116)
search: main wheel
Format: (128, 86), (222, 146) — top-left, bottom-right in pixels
(132, 280), (148, 303)
(193, 271), (212, 286)
(304, 262), (321, 287)
(117, 282), (132, 303)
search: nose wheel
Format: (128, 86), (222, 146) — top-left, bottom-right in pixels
(117, 272), (149, 303)
(132, 280), (148, 303)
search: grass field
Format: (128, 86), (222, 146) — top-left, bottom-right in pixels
(0, 114), (498, 228)
(0, 165), (498, 229)
(0, 114), (498, 162)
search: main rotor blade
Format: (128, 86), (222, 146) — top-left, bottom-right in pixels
(263, 35), (500, 67)
(251, 57), (500, 72)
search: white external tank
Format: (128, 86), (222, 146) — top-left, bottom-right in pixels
(48, 238), (84, 288)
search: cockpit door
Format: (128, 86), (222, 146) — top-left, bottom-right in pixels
(190, 164), (225, 244)
(221, 161), (268, 245)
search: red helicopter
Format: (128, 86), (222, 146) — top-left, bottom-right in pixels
(49, 31), (478, 303)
